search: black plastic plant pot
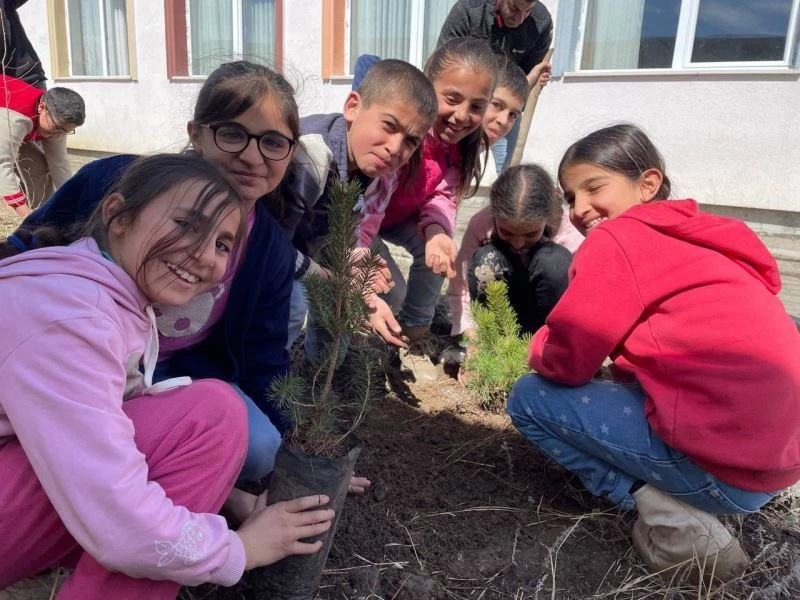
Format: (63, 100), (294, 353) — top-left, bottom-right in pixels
(255, 440), (361, 600)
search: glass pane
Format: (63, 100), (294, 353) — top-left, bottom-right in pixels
(190, 0), (234, 76)
(581, 0), (649, 69)
(242, 0), (276, 64)
(638, 0), (681, 68)
(68, 0), (103, 76)
(692, 0), (793, 62)
(103, 0), (129, 76)
(350, 0), (411, 72)
(422, 0), (458, 63)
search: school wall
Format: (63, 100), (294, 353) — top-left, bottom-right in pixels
(21, 0), (800, 216)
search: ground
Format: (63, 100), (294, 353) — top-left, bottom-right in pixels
(176, 339), (800, 600)
(2, 207), (800, 600)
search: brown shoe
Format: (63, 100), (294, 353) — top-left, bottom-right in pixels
(632, 484), (749, 582)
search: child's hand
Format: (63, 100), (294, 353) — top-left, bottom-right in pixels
(366, 294), (406, 348)
(223, 487), (258, 526)
(348, 475), (371, 494)
(237, 492), (335, 570)
(527, 62), (552, 88)
(351, 249), (393, 294)
(369, 256), (394, 294)
(424, 225), (457, 278)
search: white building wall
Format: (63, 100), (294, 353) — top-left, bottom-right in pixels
(19, 0), (800, 212)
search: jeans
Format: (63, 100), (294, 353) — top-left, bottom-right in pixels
(468, 239), (571, 335)
(490, 114), (522, 174)
(287, 279), (308, 351)
(376, 217), (445, 329)
(153, 362), (281, 483)
(507, 374), (777, 514)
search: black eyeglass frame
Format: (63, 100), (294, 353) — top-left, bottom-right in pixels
(197, 122), (296, 161)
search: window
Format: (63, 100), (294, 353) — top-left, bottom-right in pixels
(48, 0), (136, 78)
(165, 0), (282, 78)
(564, 0), (799, 72)
(323, 0), (457, 77)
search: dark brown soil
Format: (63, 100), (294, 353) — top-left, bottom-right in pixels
(182, 357), (800, 600)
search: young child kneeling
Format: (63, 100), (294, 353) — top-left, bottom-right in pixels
(507, 124), (800, 582)
(0, 155), (334, 599)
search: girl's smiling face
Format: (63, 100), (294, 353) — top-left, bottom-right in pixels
(188, 95), (295, 211)
(432, 65), (494, 144)
(107, 180), (241, 307)
(560, 162), (662, 235)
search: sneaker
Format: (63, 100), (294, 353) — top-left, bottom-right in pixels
(398, 325), (439, 384)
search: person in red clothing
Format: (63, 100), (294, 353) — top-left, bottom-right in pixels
(507, 123), (800, 583)
(0, 74), (85, 217)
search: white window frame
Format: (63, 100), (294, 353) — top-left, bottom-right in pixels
(556, 0), (800, 75)
(342, 0), (445, 73)
(64, 0), (129, 77)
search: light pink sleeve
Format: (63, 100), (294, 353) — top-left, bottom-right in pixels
(357, 172), (400, 248)
(447, 208), (494, 336)
(0, 318), (245, 587)
(552, 209), (585, 253)
(417, 163), (460, 237)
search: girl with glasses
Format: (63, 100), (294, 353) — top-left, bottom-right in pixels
(17, 61), (369, 526)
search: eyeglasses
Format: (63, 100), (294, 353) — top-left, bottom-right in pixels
(198, 122), (296, 161)
(45, 109), (75, 135)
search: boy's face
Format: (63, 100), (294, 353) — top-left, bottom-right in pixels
(483, 86), (525, 146)
(343, 92), (430, 178)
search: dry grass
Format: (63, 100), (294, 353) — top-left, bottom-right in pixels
(0, 207), (20, 238)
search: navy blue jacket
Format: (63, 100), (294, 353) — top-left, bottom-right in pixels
(22, 154), (295, 430)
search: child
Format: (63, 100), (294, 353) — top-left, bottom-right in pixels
(446, 165), (575, 353)
(0, 154), (335, 599)
(482, 59), (528, 149)
(20, 62), (300, 485)
(359, 37), (501, 383)
(507, 124), (800, 582)
(288, 58), (438, 356)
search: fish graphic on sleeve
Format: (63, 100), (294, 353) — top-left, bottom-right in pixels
(155, 521), (209, 567)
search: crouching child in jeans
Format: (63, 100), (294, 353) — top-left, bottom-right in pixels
(507, 124), (800, 582)
(285, 59), (438, 357)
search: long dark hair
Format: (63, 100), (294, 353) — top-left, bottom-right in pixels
(1, 155), (245, 283)
(490, 164), (562, 238)
(424, 37), (501, 199)
(558, 124), (671, 200)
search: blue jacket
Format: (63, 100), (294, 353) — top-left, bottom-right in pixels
(22, 154), (295, 430)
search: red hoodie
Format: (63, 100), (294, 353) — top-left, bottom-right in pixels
(530, 199), (800, 492)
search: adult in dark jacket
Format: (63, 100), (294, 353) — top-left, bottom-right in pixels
(20, 61), (299, 491)
(1, 0), (46, 87)
(437, 0), (553, 172)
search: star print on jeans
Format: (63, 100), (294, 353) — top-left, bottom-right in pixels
(581, 395), (591, 404)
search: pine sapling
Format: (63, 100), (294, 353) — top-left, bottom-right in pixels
(464, 280), (531, 409)
(269, 178), (383, 457)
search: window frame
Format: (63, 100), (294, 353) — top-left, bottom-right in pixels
(554, 0), (800, 76)
(48, 0), (137, 80)
(322, 0), (453, 78)
(164, 0), (284, 79)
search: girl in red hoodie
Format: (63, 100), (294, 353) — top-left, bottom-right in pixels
(507, 124), (800, 583)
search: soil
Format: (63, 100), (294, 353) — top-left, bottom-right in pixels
(184, 337), (800, 600)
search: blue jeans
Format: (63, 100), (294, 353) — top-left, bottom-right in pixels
(490, 114), (522, 174)
(287, 279), (308, 351)
(507, 374), (777, 514)
(377, 217), (445, 329)
(153, 363), (281, 483)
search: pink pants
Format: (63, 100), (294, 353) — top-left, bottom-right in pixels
(0, 379), (248, 599)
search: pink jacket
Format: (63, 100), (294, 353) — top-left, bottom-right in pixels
(0, 239), (245, 586)
(358, 128), (461, 246)
(446, 207), (583, 335)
